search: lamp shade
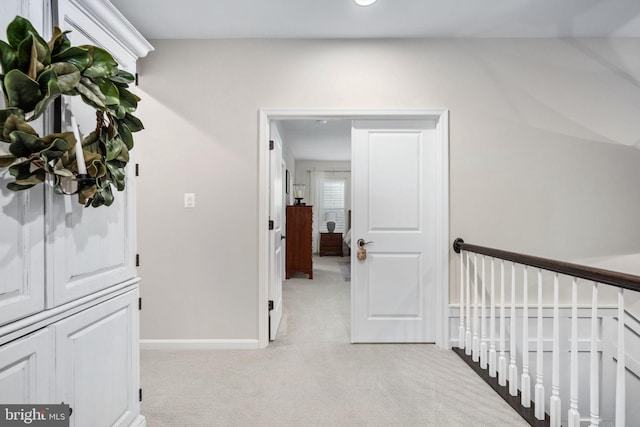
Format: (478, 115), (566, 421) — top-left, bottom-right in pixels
(325, 212), (337, 222)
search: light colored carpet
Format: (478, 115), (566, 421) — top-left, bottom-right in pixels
(338, 261), (351, 282)
(141, 256), (527, 427)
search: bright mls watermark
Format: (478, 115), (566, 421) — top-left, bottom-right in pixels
(0, 405), (69, 426)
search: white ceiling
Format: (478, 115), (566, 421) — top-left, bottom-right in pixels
(109, 0), (640, 161)
(110, 0), (640, 40)
(277, 120), (352, 161)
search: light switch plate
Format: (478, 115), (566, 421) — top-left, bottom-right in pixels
(184, 193), (195, 208)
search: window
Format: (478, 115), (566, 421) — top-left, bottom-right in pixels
(320, 179), (346, 233)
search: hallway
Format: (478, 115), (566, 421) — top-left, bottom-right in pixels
(140, 256), (528, 426)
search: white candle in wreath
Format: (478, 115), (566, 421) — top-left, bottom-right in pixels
(70, 116), (87, 175)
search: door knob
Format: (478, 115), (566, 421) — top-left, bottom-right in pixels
(281, 235), (286, 240)
(357, 239), (373, 247)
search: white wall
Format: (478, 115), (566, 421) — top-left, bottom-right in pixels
(135, 38), (640, 341)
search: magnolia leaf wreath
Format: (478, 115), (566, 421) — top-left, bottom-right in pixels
(0, 16), (143, 207)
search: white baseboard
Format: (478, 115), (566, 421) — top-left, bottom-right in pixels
(129, 415), (146, 427)
(139, 339), (260, 350)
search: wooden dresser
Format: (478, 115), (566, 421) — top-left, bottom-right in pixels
(286, 206), (313, 279)
(319, 232), (343, 257)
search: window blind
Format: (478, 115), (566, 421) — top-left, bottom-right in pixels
(320, 179), (346, 233)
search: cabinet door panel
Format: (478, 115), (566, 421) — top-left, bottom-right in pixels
(0, 0), (47, 326)
(46, 188), (135, 307)
(46, 0), (137, 308)
(54, 290), (139, 427)
(0, 177), (45, 326)
(0, 329), (53, 404)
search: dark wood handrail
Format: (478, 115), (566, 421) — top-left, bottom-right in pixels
(453, 238), (640, 293)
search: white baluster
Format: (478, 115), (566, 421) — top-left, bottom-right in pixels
(498, 259), (507, 386)
(459, 250), (465, 349)
(521, 266), (530, 407)
(466, 252), (472, 355)
(489, 258), (497, 378)
(615, 288), (625, 427)
(509, 262), (518, 396)
(535, 268), (545, 420)
(589, 282), (599, 427)
(480, 255), (488, 369)
(473, 253), (480, 362)
(568, 277), (580, 427)
(550, 273), (561, 427)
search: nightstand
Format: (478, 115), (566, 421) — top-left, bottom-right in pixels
(319, 232), (343, 257)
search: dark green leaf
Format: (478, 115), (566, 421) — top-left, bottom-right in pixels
(83, 46), (118, 78)
(107, 161), (125, 191)
(9, 159), (33, 179)
(90, 182), (114, 207)
(52, 46), (91, 70)
(7, 16), (49, 54)
(4, 69), (42, 111)
(109, 70), (135, 85)
(105, 136), (123, 161)
(50, 62), (80, 93)
(7, 181), (37, 191)
(115, 141), (129, 163)
(9, 131), (47, 157)
(32, 70), (61, 119)
(76, 76), (106, 108)
(118, 122), (133, 149)
(14, 172), (45, 187)
(122, 113), (143, 132)
(112, 104), (126, 119)
(0, 40), (18, 74)
(39, 137), (69, 163)
(117, 87), (139, 113)
(94, 78), (119, 105)
(17, 36), (38, 78)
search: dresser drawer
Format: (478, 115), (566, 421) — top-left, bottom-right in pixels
(319, 233), (343, 256)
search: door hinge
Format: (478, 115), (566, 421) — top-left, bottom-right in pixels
(269, 140), (274, 150)
(139, 388), (143, 402)
(268, 300), (274, 311)
(138, 297), (142, 311)
(268, 220), (274, 230)
(135, 72), (139, 86)
(135, 163), (139, 176)
(136, 254), (140, 267)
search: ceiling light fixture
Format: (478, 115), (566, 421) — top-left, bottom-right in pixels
(354, 0), (377, 6)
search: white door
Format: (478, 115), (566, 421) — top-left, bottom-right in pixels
(268, 124), (284, 340)
(351, 120), (438, 343)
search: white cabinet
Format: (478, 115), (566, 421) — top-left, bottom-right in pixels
(0, 329), (53, 404)
(55, 290), (141, 427)
(0, 1), (152, 426)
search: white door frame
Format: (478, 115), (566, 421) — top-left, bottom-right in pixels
(258, 109), (450, 349)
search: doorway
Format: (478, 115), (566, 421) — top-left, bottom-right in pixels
(258, 109), (450, 349)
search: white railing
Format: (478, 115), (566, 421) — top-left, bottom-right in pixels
(453, 239), (640, 427)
